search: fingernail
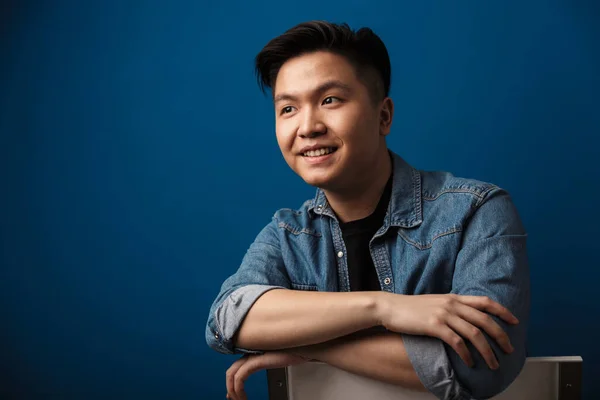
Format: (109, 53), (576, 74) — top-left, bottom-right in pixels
(493, 361), (500, 370)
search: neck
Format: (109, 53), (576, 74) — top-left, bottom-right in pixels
(324, 151), (392, 223)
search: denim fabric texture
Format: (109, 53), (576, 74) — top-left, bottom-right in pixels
(206, 151), (530, 399)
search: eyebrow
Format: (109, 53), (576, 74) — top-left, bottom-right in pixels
(273, 80), (353, 104)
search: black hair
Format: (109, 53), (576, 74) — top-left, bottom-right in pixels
(255, 21), (391, 102)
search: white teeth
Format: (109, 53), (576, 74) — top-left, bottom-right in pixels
(304, 147), (335, 157)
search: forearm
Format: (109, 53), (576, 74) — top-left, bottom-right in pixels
(235, 289), (380, 350)
(290, 329), (426, 391)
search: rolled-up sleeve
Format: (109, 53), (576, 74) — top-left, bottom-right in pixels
(206, 218), (291, 355)
(403, 187), (530, 400)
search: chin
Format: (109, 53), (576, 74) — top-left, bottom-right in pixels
(289, 156), (343, 189)
(299, 172), (337, 189)
(302, 177), (328, 188)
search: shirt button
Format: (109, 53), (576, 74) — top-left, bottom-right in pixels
(384, 277), (392, 285)
(337, 251), (344, 258)
(215, 333), (219, 339)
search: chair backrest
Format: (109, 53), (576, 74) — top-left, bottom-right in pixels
(267, 356), (582, 400)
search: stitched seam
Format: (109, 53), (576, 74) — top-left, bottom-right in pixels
(291, 283), (318, 291)
(372, 242), (392, 291)
(423, 189), (487, 201)
(331, 218), (350, 291)
(277, 222), (321, 237)
(413, 168), (422, 221)
(398, 226), (462, 250)
(474, 185), (498, 207)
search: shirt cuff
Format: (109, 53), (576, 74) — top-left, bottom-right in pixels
(402, 334), (473, 400)
(213, 284), (285, 354)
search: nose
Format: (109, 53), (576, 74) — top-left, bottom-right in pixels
(297, 108), (326, 139)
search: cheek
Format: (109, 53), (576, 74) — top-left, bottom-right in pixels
(330, 118), (372, 148)
(325, 111), (351, 131)
(328, 105), (376, 138)
(275, 124), (294, 150)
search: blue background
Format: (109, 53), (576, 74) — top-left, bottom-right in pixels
(1, 1), (598, 398)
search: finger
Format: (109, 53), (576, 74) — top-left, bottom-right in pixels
(233, 369), (248, 400)
(234, 356), (264, 400)
(234, 354), (276, 400)
(436, 326), (473, 367)
(456, 304), (514, 354)
(227, 358), (246, 400)
(226, 356), (248, 400)
(456, 295), (518, 324)
(448, 316), (499, 370)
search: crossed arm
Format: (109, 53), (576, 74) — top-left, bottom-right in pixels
(232, 289), (424, 392)
(226, 325), (424, 400)
(224, 289), (519, 400)
(209, 190), (530, 400)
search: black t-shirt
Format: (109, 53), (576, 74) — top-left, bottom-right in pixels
(339, 173), (393, 292)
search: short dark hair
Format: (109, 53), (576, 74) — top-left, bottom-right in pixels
(255, 21), (391, 102)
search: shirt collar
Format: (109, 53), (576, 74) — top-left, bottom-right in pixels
(308, 151), (423, 228)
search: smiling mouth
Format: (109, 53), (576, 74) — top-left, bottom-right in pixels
(302, 147), (338, 157)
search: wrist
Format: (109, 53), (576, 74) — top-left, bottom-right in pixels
(371, 291), (390, 327)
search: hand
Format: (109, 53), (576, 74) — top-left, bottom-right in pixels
(375, 293), (519, 370)
(225, 351), (308, 400)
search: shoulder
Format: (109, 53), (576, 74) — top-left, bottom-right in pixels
(419, 169), (503, 206)
(417, 168), (524, 235)
(416, 168), (519, 229)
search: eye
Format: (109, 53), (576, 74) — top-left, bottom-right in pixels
(280, 106), (296, 115)
(322, 96), (341, 105)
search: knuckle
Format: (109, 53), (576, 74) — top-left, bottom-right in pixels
(428, 315), (443, 326)
(470, 327), (482, 338)
(452, 336), (465, 347)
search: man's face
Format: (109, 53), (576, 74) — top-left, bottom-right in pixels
(273, 51), (391, 192)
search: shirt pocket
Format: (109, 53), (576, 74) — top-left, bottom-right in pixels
(277, 221), (322, 291)
(397, 224), (463, 250)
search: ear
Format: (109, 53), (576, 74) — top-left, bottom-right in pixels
(379, 97), (394, 136)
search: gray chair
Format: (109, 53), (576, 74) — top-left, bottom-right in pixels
(267, 356), (582, 400)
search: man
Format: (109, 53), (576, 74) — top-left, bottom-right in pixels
(206, 21), (529, 400)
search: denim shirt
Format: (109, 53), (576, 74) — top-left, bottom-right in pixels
(206, 152), (530, 400)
